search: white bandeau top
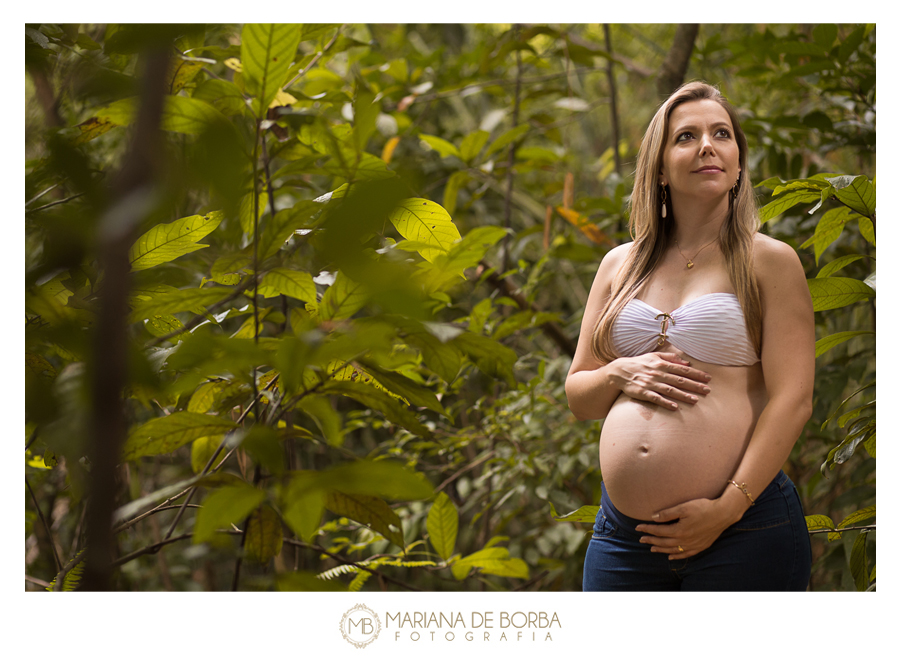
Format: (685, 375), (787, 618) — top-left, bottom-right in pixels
(611, 292), (759, 366)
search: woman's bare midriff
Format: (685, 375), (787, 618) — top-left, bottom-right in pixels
(599, 351), (767, 521)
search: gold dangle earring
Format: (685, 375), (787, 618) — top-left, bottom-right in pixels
(660, 185), (668, 218)
(732, 175), (740, 200)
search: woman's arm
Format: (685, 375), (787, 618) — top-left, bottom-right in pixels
(565, 243), (712, 421)
(636, 236), (815, 558)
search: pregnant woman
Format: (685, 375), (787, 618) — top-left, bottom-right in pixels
(566, 82), (814, 590)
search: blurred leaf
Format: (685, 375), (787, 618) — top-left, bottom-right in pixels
(451, 546), (529, 580)
(193, 484), (266, 544)
(420, 134), (460, 159)
(325, 491), (405, 547)
(129, 287), (233, 323)
(258, 268), (317, 303)
(245, 505), (284, 563)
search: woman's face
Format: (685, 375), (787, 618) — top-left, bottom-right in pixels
(659, 99), (741, 203)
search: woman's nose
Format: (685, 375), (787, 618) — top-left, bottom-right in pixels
(699, 133), (714, 155)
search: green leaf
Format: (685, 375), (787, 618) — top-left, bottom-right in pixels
(805, 514), (835, 532)
(388, 199), (460, 263)
(210, 253), (251, 285)
(47, 550), (86, 591)
(485, 124), (530, 158)
(193, 484), (265, 544)
(816, 254), (867, 278)
(426, 492), (459, 561)
(807, 207), (856, 264)
(807, 277), (875, 312)
(419, 134), (460, 159)
(129, 287), (233, 323)
(122, 411), (237, 461)
(144, 315), (184, 338)
(190, 435), (227, 474)
(358, 360), (446, 415)
(814, 330), (873, 358)
(850, 531), (870, 591)
(325, 491), (405, 547)
(825, 175), (876, 217)
(321, 380), (433, 437)
(241, 24), (303, 118)
(258, 201), (321, 261)
(129, 211), (223, 271)
(453, 332), (518, 386)
(838, 25), (865, 64)
(552, 505), (600, 523)
(442, 171), (469, 216)
(238, 191), (268, 235)
(259, 268), (317, 303)
(319, 271), (367, 320)
(282, 483), (326, 543)
(319, 460), (433, 501)
(759, 189), (821, 222)
(451, 547), (529, 580)
(96, 95), (231, 135)
(837, 506), (875, 529)
(459, 130), (490, 163)
(244, 505), (284, 563)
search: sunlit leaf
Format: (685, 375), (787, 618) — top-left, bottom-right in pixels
(807, 277), (875, 311)
(193, 484), (266, 544)
(388, 199), (460, 262)
(129, 211), (223, 271)
(241, 24), (303, 118)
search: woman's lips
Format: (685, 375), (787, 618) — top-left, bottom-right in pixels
(693, 167), (723, 173)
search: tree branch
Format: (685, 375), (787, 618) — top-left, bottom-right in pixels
(656, 24), (700, 98)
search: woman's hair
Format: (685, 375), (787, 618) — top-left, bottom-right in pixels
(591, 81), (762, 362)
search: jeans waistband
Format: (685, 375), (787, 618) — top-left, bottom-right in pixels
(599, 470), (789, 538)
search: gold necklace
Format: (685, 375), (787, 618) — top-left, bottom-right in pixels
(674, 237), (718, 270)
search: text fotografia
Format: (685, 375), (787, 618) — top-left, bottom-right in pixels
(387, 611), (561, 642)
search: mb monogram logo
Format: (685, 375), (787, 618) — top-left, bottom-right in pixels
(340, 604), (382, 648)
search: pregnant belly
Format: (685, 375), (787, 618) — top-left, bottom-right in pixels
(598, 372), (765, 520)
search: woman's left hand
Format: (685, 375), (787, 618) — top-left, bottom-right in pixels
(634, 498), (735, 560)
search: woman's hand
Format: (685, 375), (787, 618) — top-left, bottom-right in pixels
(634, 497), (737, 559)
(606, 351), (712, 410)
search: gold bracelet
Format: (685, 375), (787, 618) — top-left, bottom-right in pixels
(727, 480), (755, 506)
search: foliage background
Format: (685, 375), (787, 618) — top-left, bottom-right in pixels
(25, 22), (875, 592)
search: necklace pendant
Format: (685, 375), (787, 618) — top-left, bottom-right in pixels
(686, 261), (694, 269)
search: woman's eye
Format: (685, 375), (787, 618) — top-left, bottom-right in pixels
(677, 131), (693, 141)
(716, 129), (732, 138)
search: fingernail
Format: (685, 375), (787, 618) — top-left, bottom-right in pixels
(652, 513), (660, 520)
(690, 395), (698, 402)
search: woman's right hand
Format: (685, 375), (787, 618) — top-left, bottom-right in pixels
(606, 351), (712, 410)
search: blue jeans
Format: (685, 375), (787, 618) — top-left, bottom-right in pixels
(583, 470), (812, 591)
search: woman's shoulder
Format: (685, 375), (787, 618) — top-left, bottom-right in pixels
(752, 233), (806, 288)
(600, 241), (635, 270)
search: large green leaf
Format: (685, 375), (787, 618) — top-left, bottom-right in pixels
(420, 134), (460, 159)
(850, 531), (871, 591)
(193, 484), (266, 544)
(826, 175), (876, 217)
(452, 332), (518, 386)
(129, 287), (233, 323)
(388, 199), (460, 263)
(552, 505), (601, 523)
(426, 492), (458, 561)
(320, 380), (433, 437)
(129, 211), (223, 271)
(759, 189), (822, 222)
(258, 268), (317, 303)
(801, 206), (856, 265)
(319, 460), (433, 501)
(241, 24), (302, 118)
(808, 277), (875, 311)
(325, 491), (405, 547)
(122, 411), (237, 461)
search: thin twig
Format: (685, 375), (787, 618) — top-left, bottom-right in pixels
(434, 451), (496, 495)
(809, 524), (876, 535)
(26, 574), (52, 589)
(26, 476), (63, 572)
(26, 193), (86, 214)
(282, 26), (344, 91)
(113, 504), (201, 535)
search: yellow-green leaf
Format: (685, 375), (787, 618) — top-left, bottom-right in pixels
(245, 505), (284, 563)
(241, 24), (302, 118)
(808, 277), (875, 311)
(325, 491), (404, 547)
(258, 268), (317, 303)
(319, 271), (367, 320)
(388, 198), (460, 263)
(129, 287), (232, 323)
(814, 330), (874, 357)
(837, 505), (875, 529)
(129, 212), (223, 271)
(451, 547), (529, 580)
(193, 484), (265, 544)
(122, 411), (237, 461)
(426, 492), (458, 561)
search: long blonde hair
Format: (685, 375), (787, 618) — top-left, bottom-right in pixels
(591, 81), (762, 362)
